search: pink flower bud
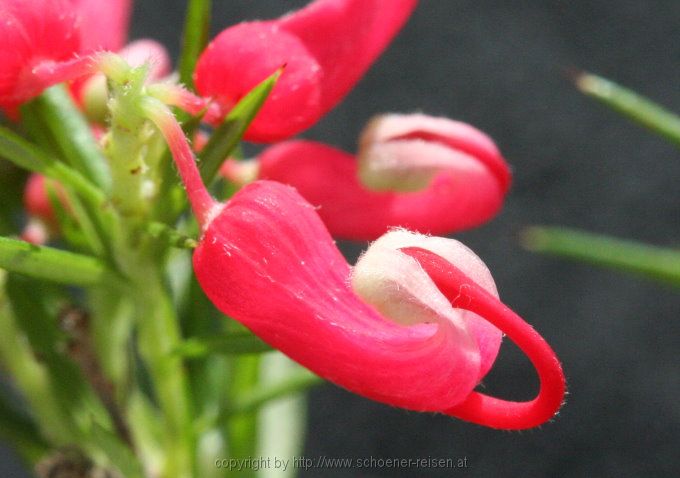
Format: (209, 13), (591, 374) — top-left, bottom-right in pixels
(194, 0), (418, 142)
(242, 115), (511, 240)
(119, 39), (171, 81)
(23, 173), (69, 228)
(358, 114), (511, 193)
(20, 218), (49, 245)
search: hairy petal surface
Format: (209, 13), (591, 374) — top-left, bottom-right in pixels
(352, 230), (502, 380)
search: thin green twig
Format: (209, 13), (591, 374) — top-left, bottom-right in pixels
(522, 226), (680, 287)
(576, 72), (680, 149)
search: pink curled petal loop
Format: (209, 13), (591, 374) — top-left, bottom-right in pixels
(195, 0), (418, 142)
(255, 139), (510, 240)
(194, 180), (489, 411)
(402, 247), (566, 430)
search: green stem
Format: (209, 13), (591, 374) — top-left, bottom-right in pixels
(147, 222), (198, 250)
(176, 333), (272, 358)
(224, 370), (322, 418)
(179, 0), (212, 89)
(132, 265), (194, 478)
(88, 287), (135, 401)
(256, 355), (309, 478)
(522, 226), (680, 287)
(576, 72), (680, 148)
(225, 355), (260, 478)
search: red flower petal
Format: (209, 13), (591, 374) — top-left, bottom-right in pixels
(194, 0), (418, 142)
(69, 0), (132, 52)
(194, 180), (490, 410)
(0, 0), (81, 108)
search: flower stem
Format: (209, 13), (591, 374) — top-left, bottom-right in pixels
(141, 97), (218, 228)
(131, 265), (194, 478)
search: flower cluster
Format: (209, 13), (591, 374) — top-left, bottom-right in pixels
(1, 0), (564, 447)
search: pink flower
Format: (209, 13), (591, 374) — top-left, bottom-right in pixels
(0, 0), (167, 113)
(143, 100), (565, 430)
(194, 0), (418, 142)
(0, 0), (84, 108)
(223, 114), (511, 240)
(68, 0), (132, 52)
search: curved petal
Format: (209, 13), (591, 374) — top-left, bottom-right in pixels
(403, 247), (566, 429)
(254, 140), (509, 240)
(193, 180), (488, 411)
(194, 0), (418, 142)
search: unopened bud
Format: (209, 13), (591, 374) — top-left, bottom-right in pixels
(358, 113), (509, 193)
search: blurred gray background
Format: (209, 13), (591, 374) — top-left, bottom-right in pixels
(2, 0), (679, 476)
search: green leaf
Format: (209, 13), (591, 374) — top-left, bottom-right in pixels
(22, 86), (111, 189)
(5, 275), (112, 438)
(0, 236), (110, 286)
(522, 226), (680, 287)
(178, 0), (212, 89)
(0, 125), (106, 206)
(0, 128), (116, 256)
(175, 332), (272, 358)
(88, 422), (146, 478)
(0, 389), (49, 462)
(0, 164), (24, 236)
(576, 72), (680, 148)
(199, 68), (282, 183)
